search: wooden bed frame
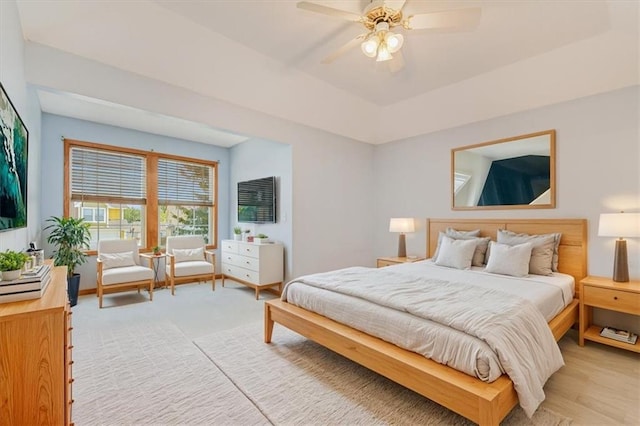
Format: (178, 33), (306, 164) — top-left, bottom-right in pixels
(264, 218), (587, 425)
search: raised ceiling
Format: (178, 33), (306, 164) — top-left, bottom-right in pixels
(16, 0), (639, 145)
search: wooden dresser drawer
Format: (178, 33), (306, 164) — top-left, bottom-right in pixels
(236, 243), (260, 258)
(377, 259), (397, 268)
(222, 253), (260, 271)
(583, 285), (640, 315)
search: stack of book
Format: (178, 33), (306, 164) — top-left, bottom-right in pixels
(600, 326), (638, 345)
(0, 264), (52, 304)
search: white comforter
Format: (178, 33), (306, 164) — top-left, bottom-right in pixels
(282, 265), (565, 418)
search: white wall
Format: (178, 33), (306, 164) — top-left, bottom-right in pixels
(229, 139), (293, 280)
(374, 85), (640, 331)
(0, 0), (42, 253)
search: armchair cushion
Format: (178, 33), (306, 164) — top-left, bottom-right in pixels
(173, 247), (204, 263)
(99, 251), (136, 270)
(101, 265), (154, 285)
(167, 261), (213, 277)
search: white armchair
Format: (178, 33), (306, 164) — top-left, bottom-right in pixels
(165, 235), (216, 295)
(96, 239), (154, 308)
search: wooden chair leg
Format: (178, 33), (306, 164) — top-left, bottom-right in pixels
(171, 275), (175, 296)
(149, 280), (153, 301)
(212, 274), (216, 291)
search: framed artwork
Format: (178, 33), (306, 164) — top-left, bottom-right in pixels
(0, 82), (29, 231)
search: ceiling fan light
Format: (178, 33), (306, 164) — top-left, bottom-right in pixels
(385, 32), (404, 53)
(376, 44), (393, 62)
(361, 38), (379, 57)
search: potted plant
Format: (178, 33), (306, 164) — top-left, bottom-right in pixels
(152, 245), (162, 255)
(45, 216), (91, 307)
(0, 250), (30, 280)
(254, 233), (270, 244)
(233, 226), (243, 241)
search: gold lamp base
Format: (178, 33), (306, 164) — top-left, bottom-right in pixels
(613, 238), (629, 282)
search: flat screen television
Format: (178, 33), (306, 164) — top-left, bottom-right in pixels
(0, 82), (29, 232)
(237, 176), (276, 223)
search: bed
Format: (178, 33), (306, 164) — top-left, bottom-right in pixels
(264, 218), (588, 425)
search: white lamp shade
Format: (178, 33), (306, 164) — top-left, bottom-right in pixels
(389, 218), (415, 233)
(598, 213), (640, 238)
(385, 32), (404, 53)
(361, 38), (379, 57)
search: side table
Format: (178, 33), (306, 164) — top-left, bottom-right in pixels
(141, 253), (168, 289)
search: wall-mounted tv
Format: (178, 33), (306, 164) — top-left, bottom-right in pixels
(0, 82), (29, 232)
(238, 176), (276, 223)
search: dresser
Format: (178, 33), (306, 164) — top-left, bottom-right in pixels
(0, 265), (73, 425)
(221, 240), (284, 299)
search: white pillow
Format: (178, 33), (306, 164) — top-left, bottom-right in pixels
(173, 247), (204, 263)
(100, 251), (135, 270)
(433, 228), (481, 261)
(434, 236), (477, 270)
(485, 241), (533, 277)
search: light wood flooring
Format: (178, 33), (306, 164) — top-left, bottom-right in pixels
(74, 282), (639, 425)
(543, 329), (639, 424)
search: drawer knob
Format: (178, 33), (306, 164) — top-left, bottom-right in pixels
(613, 296), (618, 300)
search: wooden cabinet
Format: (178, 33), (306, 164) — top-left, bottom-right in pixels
(377, 256), (426, 268)
(579, 275), (640, 353)
(0, 265), (73, 425)
(221, 240), (284, 299)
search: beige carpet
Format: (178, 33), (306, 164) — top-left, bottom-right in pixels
(194, 323), (573, 426)
(73, 321), (270, 425)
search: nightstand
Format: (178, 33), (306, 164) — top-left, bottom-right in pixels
(579, 275), (640, 353)
(377, 256), (425, 268)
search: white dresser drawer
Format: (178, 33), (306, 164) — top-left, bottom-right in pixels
(222, 263), (259, 284)
(221, 240), (238, 254)
(222, 253), (260, 272)
(236, 242), (260, 258)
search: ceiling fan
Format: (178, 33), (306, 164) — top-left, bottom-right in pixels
(297, 0), (481, 70)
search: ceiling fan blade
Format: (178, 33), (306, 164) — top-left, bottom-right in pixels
(384, 0), (406, 12)
(405, 7), (481, 30)
(297, 2), (363, 22)
(321, 33), (368, 64)
(388, 50), (405, 73)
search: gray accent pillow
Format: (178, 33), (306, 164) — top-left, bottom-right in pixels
(485, 241), (533, 277)
(434, 236), (477, 270)
(496, 230), (557, 275)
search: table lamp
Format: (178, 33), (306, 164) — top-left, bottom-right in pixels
(389, 218), (415, 258)
(598, 212), (640, 282)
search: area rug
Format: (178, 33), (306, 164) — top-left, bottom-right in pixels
(195, 322), (572, 426)
(72, 321), (269, 425)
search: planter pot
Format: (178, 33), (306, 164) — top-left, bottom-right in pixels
(67, 273), (81, 307)
(233, 234), (242, 241)
(1, 269), (21, 280)
(254, 238), (270, 244)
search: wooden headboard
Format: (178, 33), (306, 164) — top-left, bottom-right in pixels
(427, 218), (588, 286)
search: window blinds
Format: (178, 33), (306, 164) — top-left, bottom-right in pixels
(70, 147), (146, 202)
(158, 158), (213, 206)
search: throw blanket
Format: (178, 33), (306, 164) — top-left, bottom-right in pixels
(282, 267), (564, 418)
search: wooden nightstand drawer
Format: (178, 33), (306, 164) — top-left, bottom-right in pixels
(377, 259), (397, 268)
(583, 285), (640, 315)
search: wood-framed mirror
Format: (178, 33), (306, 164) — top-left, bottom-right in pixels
(452, 130), (556, 210)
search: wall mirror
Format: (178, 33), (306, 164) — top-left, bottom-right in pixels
(452, 130), (555, 210)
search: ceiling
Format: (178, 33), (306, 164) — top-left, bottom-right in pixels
(15, 0), (639, 146)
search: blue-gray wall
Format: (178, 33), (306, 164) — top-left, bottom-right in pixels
(41, 113), (232, 290)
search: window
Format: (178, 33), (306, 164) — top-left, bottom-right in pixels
(81, 207), (106, 223)
(64, 139), (217, 252)
(158, 158), (214, 245)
